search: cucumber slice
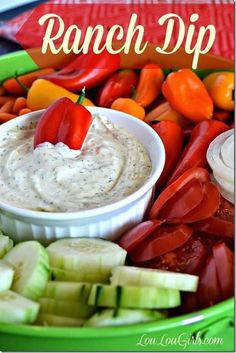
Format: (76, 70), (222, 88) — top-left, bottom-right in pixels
(43, 281), (92, 302)
(51, 267), (110, 283)
(4, 241), (50, 300)
(47, 238), (127, 277)
(111, 266), (199, 292)
(0, 260), (14, 292)
(39, 298), (95, 319)
(89, 284), (181, 309)
(0, 234), (13, 258)
(36, 313), (85, 327)
(84, 308), (166, 327)
(0, 290), (39, 324)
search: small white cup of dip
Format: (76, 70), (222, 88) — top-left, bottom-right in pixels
(0, 107), (165, 244)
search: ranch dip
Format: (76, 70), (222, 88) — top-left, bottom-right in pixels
(0, 115), (152, 212)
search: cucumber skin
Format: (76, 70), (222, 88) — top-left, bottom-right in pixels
(0, 290), (39, 324)
(84, 308), (166, 327)
(36, 313), (85, 327)
(89, 285), (181, 309)
(43, 281), (92, 302)
(51, 267), (110, 284)
(39, 298), (95, 319)
(4, 241), (50, 301)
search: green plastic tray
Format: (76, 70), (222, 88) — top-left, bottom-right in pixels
(0, 50), (234, 352)
(0, 299), (234, 351)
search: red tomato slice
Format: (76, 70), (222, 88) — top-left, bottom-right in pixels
(142, 236), (208, 275)
(193, 197), (234, 238)
(158, 178), (204, 220)
(180, 182), (220, 223)
(213, 243), (234, 300)
(149, 167), (210, 219)
(129, 224), (193, 263)
(118, 220), (163, 252)
(192, 217), (234, 238)
(197, 255), (222, 309)
(215, 197), (234, 223)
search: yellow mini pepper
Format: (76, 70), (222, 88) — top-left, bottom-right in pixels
(27, 79), (94, 111)
(203, 72), (234, 111)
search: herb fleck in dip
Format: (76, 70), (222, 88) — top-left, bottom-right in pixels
(0, 115), (152, 212)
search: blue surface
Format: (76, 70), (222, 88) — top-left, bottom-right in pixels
(0, 0), (47, 55)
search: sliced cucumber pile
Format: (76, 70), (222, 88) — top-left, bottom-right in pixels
(0, 290), (39, 324)
(4, 241), (50, 300)
(36, 313), (85, 327)
(0, 235), (200, 327)
(0, 233), (13, 258)
(39, 298), (95, 319)
(47, 238), (127, 283)
(111, 266), (199, 292)
(43, 281), (92, 302)
(89, 284), (181, 309)
(84, 308), (166, 327)
(0, 260), (14, 292)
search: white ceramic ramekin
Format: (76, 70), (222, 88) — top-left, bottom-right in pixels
(0, 107), (165, 244)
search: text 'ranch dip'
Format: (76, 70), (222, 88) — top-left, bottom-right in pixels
(0, 115), (152, 212)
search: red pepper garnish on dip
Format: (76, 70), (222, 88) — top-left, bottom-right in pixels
(34, 88), (92, 150)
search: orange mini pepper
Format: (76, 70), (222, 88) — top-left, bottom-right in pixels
(162, 69), (213, 123)
(3, 68), (55, 96)
(135, 64), (164, 108)
(111, 98), (145, 120)
(145, 101), (190, 127)
(203, 72), (234, 111)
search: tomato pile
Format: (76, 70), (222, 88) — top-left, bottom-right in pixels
(0, 52), (234, 315)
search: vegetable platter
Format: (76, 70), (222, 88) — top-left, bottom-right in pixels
(0, 48), (234, 352)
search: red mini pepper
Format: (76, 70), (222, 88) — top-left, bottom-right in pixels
(34, 92), (92, 150)
(152, 121), (184, 190)
(97, 70), (138, 107)
(167, 120), (229, 184)
(43, 50), (120, 92)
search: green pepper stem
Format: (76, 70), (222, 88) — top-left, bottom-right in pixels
(77, 86), (86, 104)
(15, 75), (29, 93)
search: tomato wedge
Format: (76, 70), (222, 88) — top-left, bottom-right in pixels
(149, 167), (210, 220)
(129, 224), (193, 263)
(197, 255), (222, 309)
(158, 178), (204, 220)
(144, 236), (208, 275)
(215, 197), (234, 223)
(118, 220), (163, 252)
(180, 182), (220, 223)
(193, 197), (234, 238)
(193, 217), (234, 238)
(213, 243), (234, 300)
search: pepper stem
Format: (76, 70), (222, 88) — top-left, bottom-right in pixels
(77, 86), (86, 104)
(14, 75), (29, 93)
